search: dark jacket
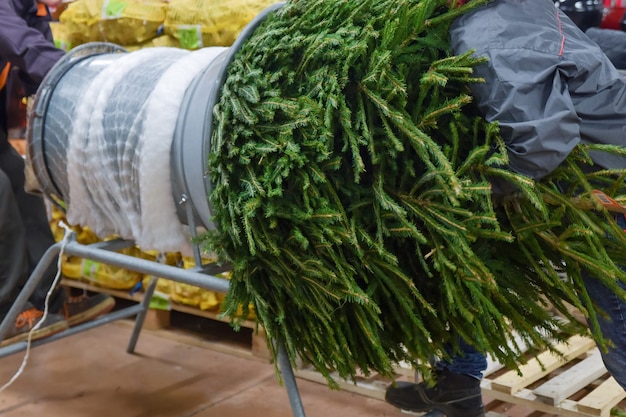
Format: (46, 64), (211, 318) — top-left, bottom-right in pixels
(450, 0), (626, 180)
(0, 0), (64, 149)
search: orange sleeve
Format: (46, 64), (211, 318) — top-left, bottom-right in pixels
(36, 3), (48, 17)
(0, 63), (11, 91)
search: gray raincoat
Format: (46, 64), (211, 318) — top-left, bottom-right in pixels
(450, 0), (626, 180)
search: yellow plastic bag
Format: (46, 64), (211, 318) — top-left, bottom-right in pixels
(50, 206), (153, 289)
(124, 34), (181, 51)
(164, 0), (277, 48)
(50, 22), (73, 52)
(164, 255), (220, 311)
(57, 0), (103, 45)
(60, 0), (167, 46)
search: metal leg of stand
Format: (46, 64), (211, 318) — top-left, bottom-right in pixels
(277, 342), (306, 417)
(126, 275), (159, 353)
(0, 242), (61, 341)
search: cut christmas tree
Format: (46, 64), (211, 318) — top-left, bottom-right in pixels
(202, 0), (626, 384)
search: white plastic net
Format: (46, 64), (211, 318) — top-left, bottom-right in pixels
(64, 46), (227, 254)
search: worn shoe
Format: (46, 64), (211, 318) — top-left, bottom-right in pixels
(385, 369), (485, 417)
(60, 293), (115, 327)
(0, 304), (69, 346)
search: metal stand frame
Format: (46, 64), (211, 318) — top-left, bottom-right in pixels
(0, 233), (306, 417)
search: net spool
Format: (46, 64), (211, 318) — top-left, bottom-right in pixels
(28, 3), (284, 255)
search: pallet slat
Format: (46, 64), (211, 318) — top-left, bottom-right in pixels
(294, 367), (387, 400)
(490, 335), (596, 394)
(481, 380), (593, 417)
(532, 349), (607, 406)
(576, 377), (626, 417)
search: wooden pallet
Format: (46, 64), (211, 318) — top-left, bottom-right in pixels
(294, 335), (626, 417)
(482, 335), (625, 417)
(61, 278), (271, 361)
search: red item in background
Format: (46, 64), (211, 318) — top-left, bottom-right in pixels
(602, 7), (626, 29)
(602, 0), (626, 29)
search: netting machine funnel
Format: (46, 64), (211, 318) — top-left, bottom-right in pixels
(27, 3), (284, 255)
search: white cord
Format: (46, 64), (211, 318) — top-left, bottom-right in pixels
(0, 221), (73, 391)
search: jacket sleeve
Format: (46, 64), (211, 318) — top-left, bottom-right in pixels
(0, 1), (64, 94)
(467, 49), (582, 180)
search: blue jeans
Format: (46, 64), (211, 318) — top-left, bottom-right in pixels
(440, 214), (626, 387)
(435, 339), (488, 380)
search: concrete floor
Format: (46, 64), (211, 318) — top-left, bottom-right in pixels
(0, 322), (414, 417)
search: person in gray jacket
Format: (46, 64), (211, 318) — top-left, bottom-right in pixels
(385, 0), (626, 416)
(0, 0), (114, 346)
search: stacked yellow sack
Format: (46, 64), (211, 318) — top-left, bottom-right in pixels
(59, 0), (167, 47)
(177, 256), (255, 319)
(68, 247), (153, 289)
(169, 256), (223, 311)
(163, 0), (277, 49)
(50, 206), (152, 290)
(50, 21), (73, 52)
(140, 255), (254, 319)
(123, 34), (180, 51)
(143, 255), (222, 311)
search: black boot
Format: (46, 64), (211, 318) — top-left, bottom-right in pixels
(385, 369), (485, 417)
